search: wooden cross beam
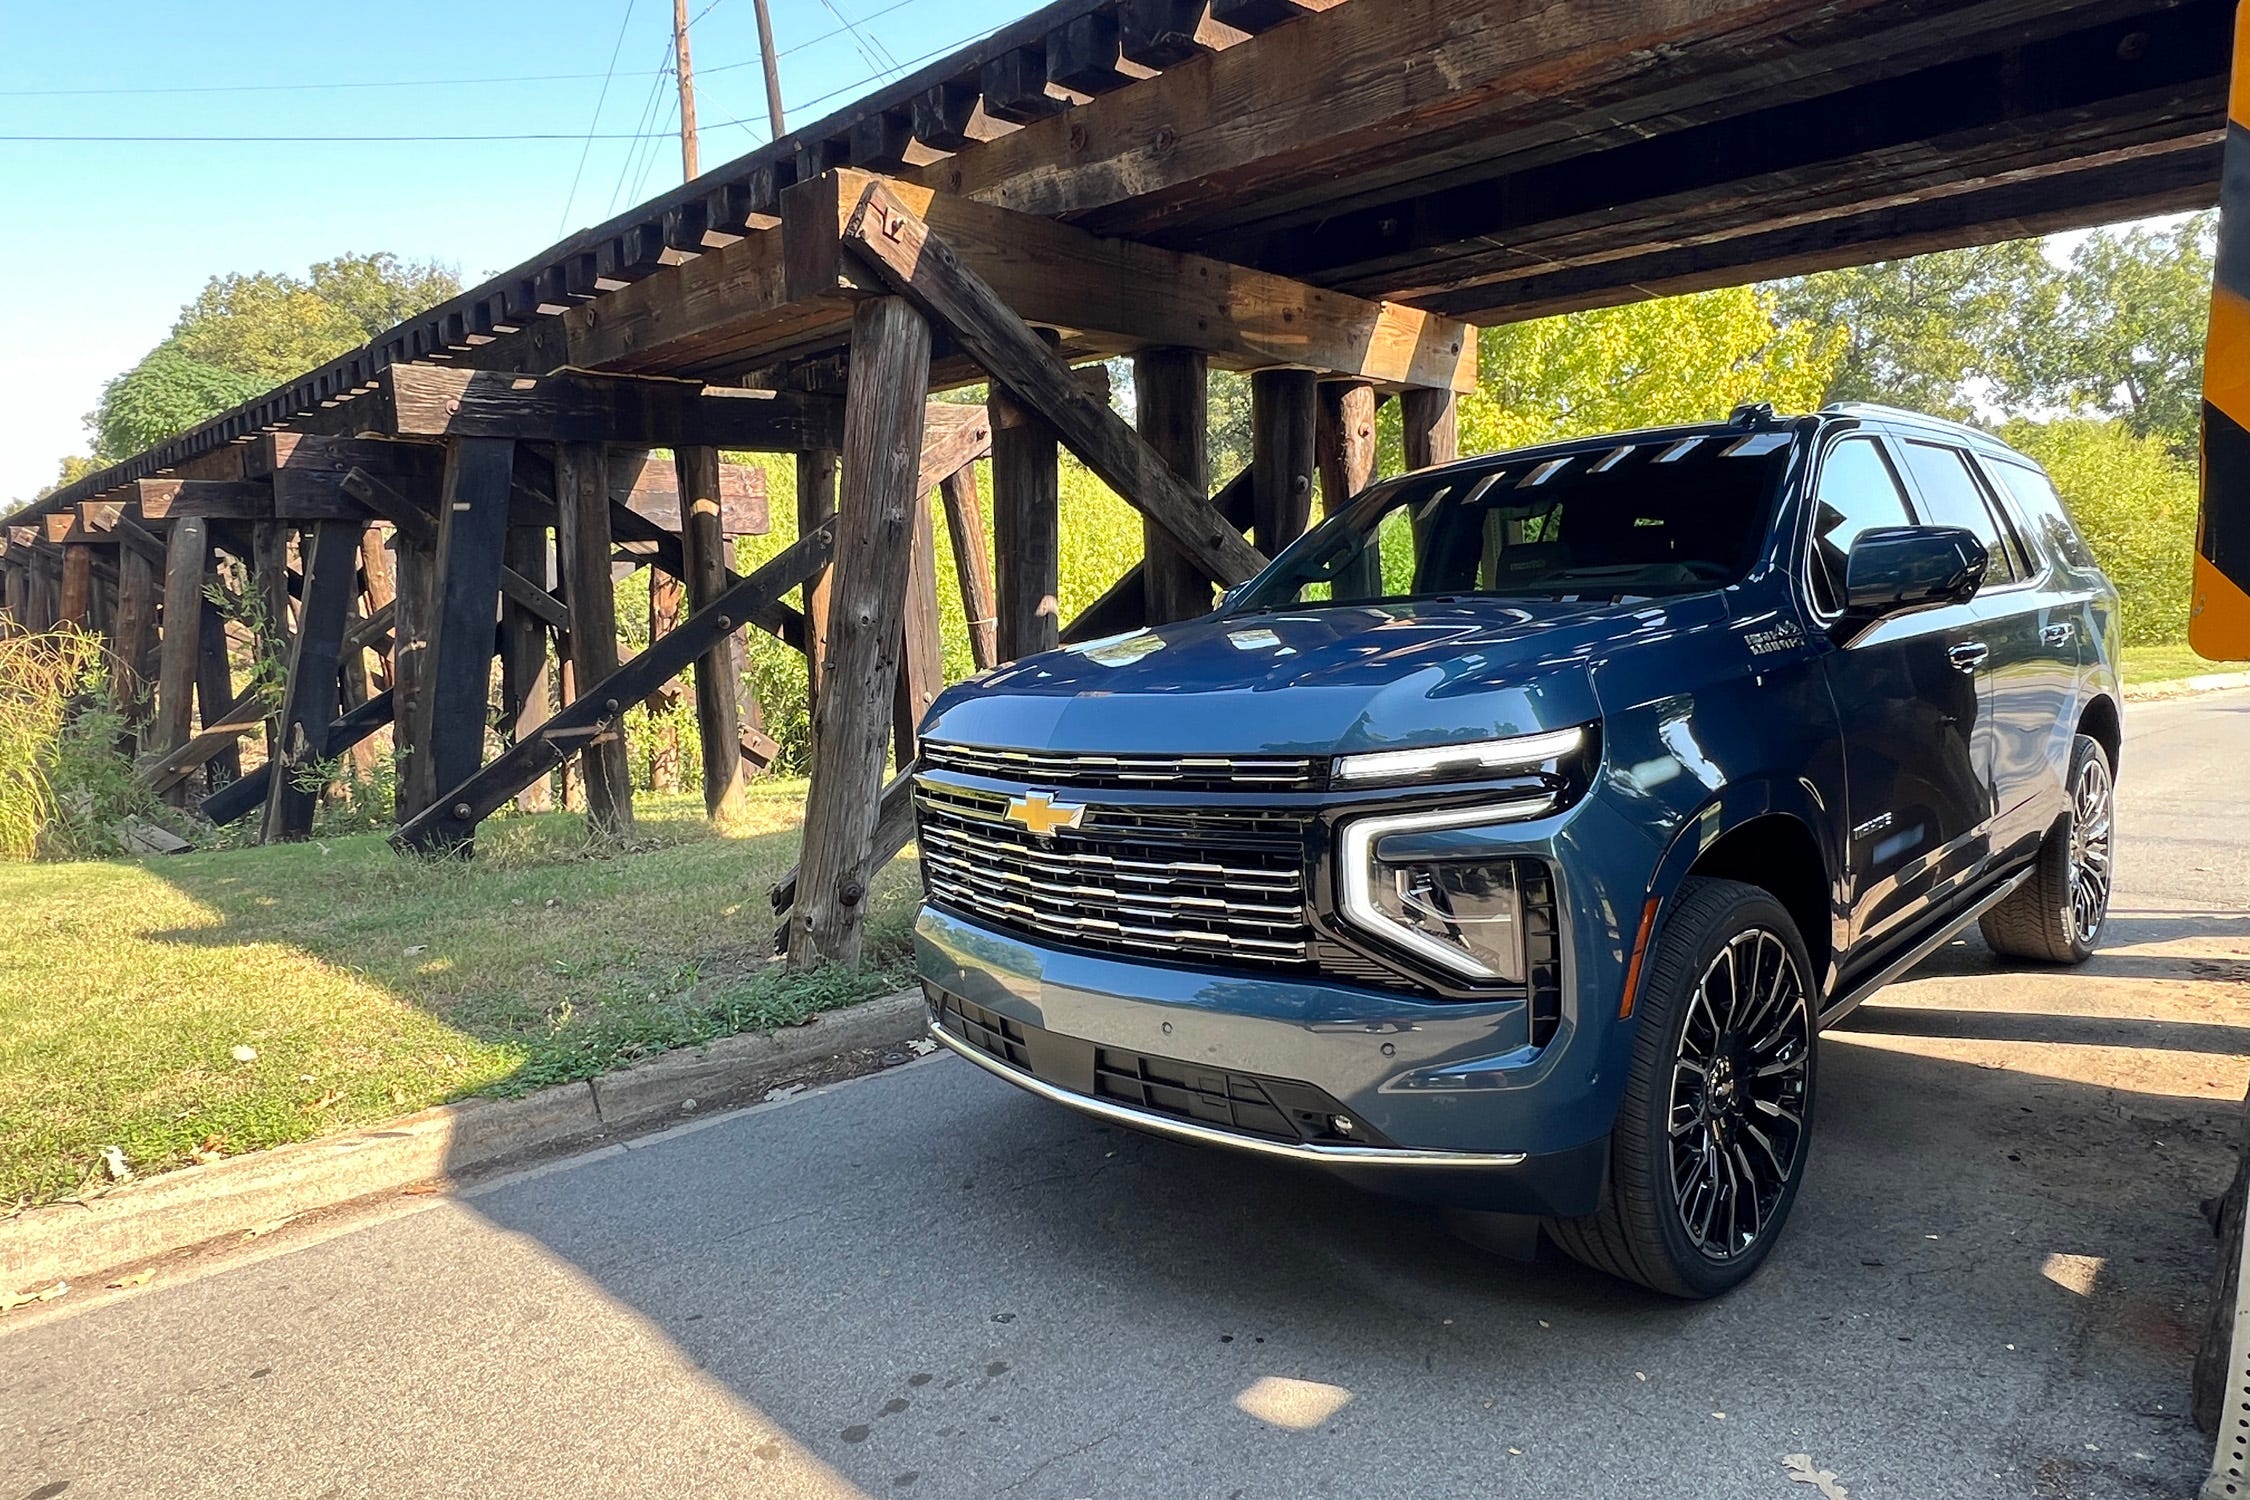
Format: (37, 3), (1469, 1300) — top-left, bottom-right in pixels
(831, 178), (1269, 588)
(339, 468), (571, 632)
(346, 364), (847, 451)
(198, 690), (396, 827)
(395, 518), (838, 852)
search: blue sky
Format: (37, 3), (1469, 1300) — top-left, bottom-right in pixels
(0, 0), (1050, 502)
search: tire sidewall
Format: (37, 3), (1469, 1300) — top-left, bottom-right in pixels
(1626, 882), (1820, 1297)
(2059, 733), (2112, 961)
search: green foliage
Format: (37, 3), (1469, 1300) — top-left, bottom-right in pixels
(1776, 214), (2214, 456)
(1772, 240), (2057, 420)
(0, 630), (174, 862)
(2031, 214), (2214, 455)
(93, 348), (268, 463)
(90, 252), (461, 463)
(1453, 284), (1842, 455)
(1999, 418), (2197, 645)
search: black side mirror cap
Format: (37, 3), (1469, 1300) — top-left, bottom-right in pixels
(1836, 526), (1987, 638)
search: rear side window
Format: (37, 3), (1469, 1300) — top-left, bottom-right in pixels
(1897, 440), (2026, 586)
(1985, 458), (2098, 570)
(1808, 437), (1914, 614)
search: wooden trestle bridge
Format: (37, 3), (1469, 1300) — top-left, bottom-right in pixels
(0, 0), (2228, 964)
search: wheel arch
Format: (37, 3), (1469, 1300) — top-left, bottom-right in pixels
(2077, 692), (2122, 776)
(1639, 782), (1840, 1004)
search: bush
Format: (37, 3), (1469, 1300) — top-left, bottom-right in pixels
(1999, 418), (2196, 645)
(0, 629), (177, 861)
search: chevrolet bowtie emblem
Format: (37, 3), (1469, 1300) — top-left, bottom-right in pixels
(1004, 792), (1086, 838)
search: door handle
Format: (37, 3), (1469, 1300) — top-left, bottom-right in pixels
(1948, 641), (1990, 673)
(2041, 622), (2076, 647)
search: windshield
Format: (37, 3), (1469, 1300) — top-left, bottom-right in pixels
(1231, 430), (1798, 610)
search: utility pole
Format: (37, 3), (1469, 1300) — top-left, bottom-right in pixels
(673, 0), (699, 180)
(751, 0), (786, 139)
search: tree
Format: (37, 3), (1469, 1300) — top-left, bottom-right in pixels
(2033, 213), (2213, 455)
(2001, 417), (2197, 644)
(1771, 240), (2060, 419)
(1449, 284), (1841, 456)
(88, 252), (459, 462)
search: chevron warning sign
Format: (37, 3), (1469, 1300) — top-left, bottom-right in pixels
(2196, 9), (2250, 660)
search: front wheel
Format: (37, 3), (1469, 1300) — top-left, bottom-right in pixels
(1978, 732), (2113, 964)
(1546, 878), (1817, 1298)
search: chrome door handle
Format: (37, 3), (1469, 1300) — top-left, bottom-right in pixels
(1948, 641), (1990, 673)
(2041, 622), (2076, 647)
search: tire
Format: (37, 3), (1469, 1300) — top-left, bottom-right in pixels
(1545, 878), (1818, 1299)
(1978, 732), (2113, 965)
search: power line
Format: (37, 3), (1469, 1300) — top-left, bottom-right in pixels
(0, 20), (1014, 151)
(0, 0), (937, 99)
(558, 0), (645, 235)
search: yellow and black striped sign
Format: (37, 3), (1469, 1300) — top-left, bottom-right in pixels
(2196, 7), (2250, 660)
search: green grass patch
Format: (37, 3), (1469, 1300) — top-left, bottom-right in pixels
(2121, 642), (2247, 685)
(0, 782), (921, 1209)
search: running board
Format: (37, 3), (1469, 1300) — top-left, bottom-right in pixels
(1816, 864), (2036, 1029)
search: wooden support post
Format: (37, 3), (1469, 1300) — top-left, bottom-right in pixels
(676, 445), (748, 820)
(938, 466), (999, 671)
(893, 492), (944, 762)
(1135, 348), (1212, 624)
(500, 525), (556, 812)
(412, 437), (515, 852)
(796, 446), (839, 716)
(555, 441), (634, 834)
(194, 591), (239, 790)
(392, 530), (436, 821)
(57, 544), (92, 627)
(647, 570), (685, 793)
(990, 388), (1059, 661)
(789, 295), (932, 968)
(339, 588), (378, 779)
(1251, 368), (1319, 556)
(111, 542), (159, 736)
(260, 520), (360, 843)
(1400, 387), (1459, 472)
(1317, 380), (1380, 597)
(359, 526), (397, 683)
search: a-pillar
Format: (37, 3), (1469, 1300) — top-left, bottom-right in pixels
(790, 295), (932, 967)
(990, 388), (1058, 661)
(1134, 347), (1210, 624)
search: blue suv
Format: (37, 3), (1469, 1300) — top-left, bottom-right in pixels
(912, 402), (2121, 1297)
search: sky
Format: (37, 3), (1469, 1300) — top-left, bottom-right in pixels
(0, 0), (1052, 504)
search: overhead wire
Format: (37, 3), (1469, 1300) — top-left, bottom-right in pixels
(557, 0), (644, 235)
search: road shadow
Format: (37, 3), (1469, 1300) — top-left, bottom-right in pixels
(443, 995), (2237, 1499)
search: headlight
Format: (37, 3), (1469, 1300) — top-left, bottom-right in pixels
(1336, 799), (1553, 980)
(1333, 726), (1585, 787)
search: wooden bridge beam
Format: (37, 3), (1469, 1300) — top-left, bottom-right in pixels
(554, 442), (634, 835)
(260, 520), (361, 843)
(1251, 368), (1319, 556)
(1135, 347), (1212, 624)
(677, 444), (747, 821)
(412, 438), (515, 851)
(990, 387), (1059, 662)
(788, 295), (933, 968)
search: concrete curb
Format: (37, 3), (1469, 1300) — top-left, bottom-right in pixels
(0, 989), (927, 1295)
(2124, 669), (2250, 701)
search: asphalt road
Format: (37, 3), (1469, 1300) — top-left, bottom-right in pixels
(5, 690), (2248, 1500)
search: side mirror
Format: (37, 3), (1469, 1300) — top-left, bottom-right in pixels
(1839, 526), (1987, 633)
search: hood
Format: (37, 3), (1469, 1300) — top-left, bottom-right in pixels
(921, 595), (1726, 757)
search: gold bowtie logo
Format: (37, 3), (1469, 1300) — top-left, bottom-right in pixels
(1004, 792), (1086, 838)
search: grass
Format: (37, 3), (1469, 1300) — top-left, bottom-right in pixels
(2122, 642), (2246, 685)
(0, 781), (923, 1209)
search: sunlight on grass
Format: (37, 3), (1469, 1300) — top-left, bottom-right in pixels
(2122, 643), (2246, 685)
(0, 779), (922, 1207)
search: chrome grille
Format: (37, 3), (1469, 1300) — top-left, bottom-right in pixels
(913, 778), (1312, 967)
(919, 740), (1319, 793)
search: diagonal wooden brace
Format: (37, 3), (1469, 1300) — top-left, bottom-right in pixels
(395, 519), (839, 853)
(834, 179), (1269, 588)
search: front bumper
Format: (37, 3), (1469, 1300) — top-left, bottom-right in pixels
(917, 905), (1615, 1215)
